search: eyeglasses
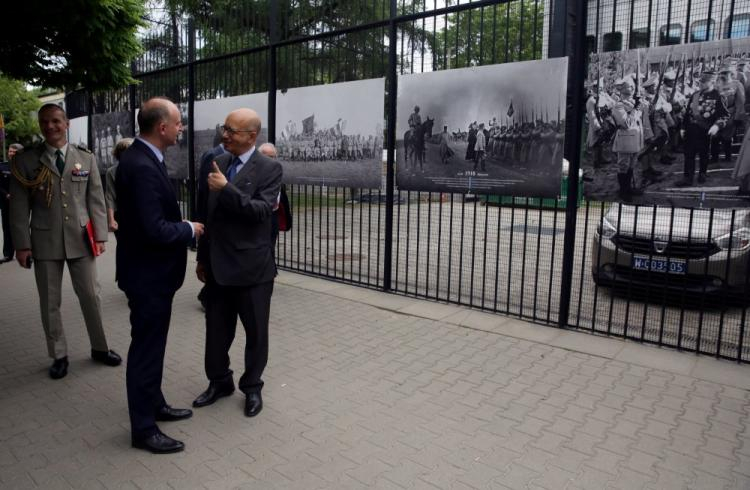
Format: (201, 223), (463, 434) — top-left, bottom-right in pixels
(220, 125), (256, 135)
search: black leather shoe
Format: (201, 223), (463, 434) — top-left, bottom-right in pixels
(132, 432), (184, 454)
(244, 392), (263, 417)
(91, 349), (122, 366)
(193, 382), (235, 407)
(155, 405), (193, 422)
(49, 357), (69, 379)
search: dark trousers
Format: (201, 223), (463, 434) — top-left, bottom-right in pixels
(204, 278), (273, 394)
(125, 291), (174, 439)
(683, 126), (710, 177)
(0, 200), (12, 259)
(711, 135), (733, 161)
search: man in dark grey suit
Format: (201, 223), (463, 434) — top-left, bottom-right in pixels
(193, 108), (282, 417)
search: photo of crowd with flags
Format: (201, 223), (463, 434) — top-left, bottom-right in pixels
(583, 38), (750, 208)
(275, 78), (385, 188)
(396, 58), (568, 196)
(277, 115), (383, 163)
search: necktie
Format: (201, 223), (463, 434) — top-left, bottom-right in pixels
(55, 149), (65, 174)
(227, 157), (241, 181)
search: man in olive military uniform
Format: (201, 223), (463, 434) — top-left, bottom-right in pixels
(677, 71), (729, 186)
(10, 104), (121, 379)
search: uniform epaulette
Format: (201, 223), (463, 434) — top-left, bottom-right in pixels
(76, 144), (92, 154)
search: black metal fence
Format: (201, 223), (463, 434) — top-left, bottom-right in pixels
(75, 0), (749, 362)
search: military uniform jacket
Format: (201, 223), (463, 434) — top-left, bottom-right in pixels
(684, 89), (729, 131)
(10, 144), (107, 260)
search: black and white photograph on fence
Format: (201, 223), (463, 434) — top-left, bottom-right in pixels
(275, 78), (385, 188)
(194, 92), (269, 176)
(583, 38), (750, 208)
(67, 116), (88, 150)
(92, 111), (133, 175)
(396, 59), (568, 196)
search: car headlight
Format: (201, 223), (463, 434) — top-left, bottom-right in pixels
(714, 228), (750, 251)
(596, 218), (617, 240)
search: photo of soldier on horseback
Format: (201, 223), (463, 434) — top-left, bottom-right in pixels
(396, 59), (568, 196)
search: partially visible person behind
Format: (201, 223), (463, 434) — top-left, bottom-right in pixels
(105, 137), (134, 233)
(0, 143), (23, 262)
(116, 97), (204, 454)
(9, 104), (120, 380)
(196, 131), (226, 310)
(257, 142), (293, 247)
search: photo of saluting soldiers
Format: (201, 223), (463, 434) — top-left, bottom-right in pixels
(583, 39), (750, 208)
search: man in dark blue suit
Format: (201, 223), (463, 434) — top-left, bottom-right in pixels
(116, 97), (204, 454)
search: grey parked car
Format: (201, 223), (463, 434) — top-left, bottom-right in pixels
(591, 205), (750, 301)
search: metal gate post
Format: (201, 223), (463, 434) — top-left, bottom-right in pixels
(549, 0), (588, 329)
(268, 1), (279, 144)
(187, 18), (196, 221)
(384, 0), (398, 292)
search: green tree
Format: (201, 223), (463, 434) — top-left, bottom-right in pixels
(139, 0), (430, 96)
(0, 0), (146, 90)
(431, 1), (544, 70)
(0, 76), (41, 146)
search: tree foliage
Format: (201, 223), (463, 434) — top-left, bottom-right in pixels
(0, 0), (146, 90)
(432, 1), (544, 70)
(0, 76), (41, 146)
(138, 0), (430, 94)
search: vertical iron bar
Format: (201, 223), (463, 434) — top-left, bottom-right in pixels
(458, 194), (466, 303)
(481, 195), (490, 310)
(533, 202), (543, 321)
(187, 19), (196, 221)
(447, 194), (454, 300)
(506, 203), (516, 313)
(436, 193), (443, 300)
(384, 0), (398, 291)
(556, 0), (587, 329)
(519, 201), (530, 316)
(547, 198), (559, 324)
(717, 211), (737, 357)
(426, 193), (432, 297)
(493, 202), (503, 311)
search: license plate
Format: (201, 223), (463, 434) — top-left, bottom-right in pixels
(632, 255), (686, 274)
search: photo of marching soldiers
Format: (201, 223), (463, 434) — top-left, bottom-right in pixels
(396, 59), (568, 196)
(67, 116), (88, 150)
(275, 78), (385, 188)
(584, 38), (750, 208)
(91, 111), (133, 176)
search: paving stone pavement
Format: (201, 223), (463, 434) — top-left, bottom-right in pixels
(0, 247), (749, 489)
